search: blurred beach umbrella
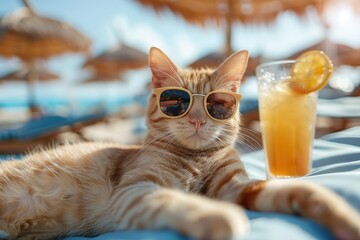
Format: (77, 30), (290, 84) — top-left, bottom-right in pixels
(0, 67), (60, 117)
(189, 50), (261, 78)
(0, 6), (91, 60)
(83, 44), (148, 81)
(82, 43), (148, 112)
(82, 75), (121, 84)
(137, 0), (325, 55)
(0, 68), (59, 82)
(288, 39), (360, 67)
(82, 43), (149, 113)
(79, 75), (121, 114)
(80, 73), (127, 112)
(138, 0), (324, 80)
(0, 0), (91, 117)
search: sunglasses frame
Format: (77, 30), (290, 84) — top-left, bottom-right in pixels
(152, 87), (243, 122)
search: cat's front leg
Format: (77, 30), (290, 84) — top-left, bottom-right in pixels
(239, 180), (360, 240)
(205, 173), (360, 239)
(108, 182), (249, 240)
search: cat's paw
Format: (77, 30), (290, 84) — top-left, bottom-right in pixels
(300, 184), (360, 240)
(263, 181), (360, 240)
(181, 201), (249, 240)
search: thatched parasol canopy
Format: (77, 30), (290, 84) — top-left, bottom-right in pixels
(137, 0), (325, 55)
(83, 44), (148, 79)
(0, 0), (91, 118)
(188, 50), (261, 78)
(82, 74), (123, 84)
(0, 67), (60, 118)
(288, 39), (360, 67)
(137, 0), (325, 25)
(0, 8), (91, 61)
(0, 68), (59, 82)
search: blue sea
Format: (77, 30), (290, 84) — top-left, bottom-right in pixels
(0, 93), (149, 117)
(0, 98), (131, 114)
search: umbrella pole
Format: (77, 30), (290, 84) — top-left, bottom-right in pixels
(26, 60), (40, 118)
(225, 0), (233, 55)
(22, 0), (36, 14)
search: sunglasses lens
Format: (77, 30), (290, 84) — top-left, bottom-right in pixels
(159, 89), (191, 117)
(206, 93), (237, 120)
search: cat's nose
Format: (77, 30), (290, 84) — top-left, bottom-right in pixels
(189, 119), (206, 130)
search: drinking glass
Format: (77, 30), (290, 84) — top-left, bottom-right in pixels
(256, 60), (318, 179)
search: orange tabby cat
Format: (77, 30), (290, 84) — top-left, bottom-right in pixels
(0, 47), (359, 240)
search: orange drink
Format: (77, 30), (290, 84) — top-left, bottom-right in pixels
(258, 77), (317, 178)
(256, 52), (333, 178)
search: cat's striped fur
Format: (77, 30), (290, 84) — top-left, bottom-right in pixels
(0, 47), (359, 240)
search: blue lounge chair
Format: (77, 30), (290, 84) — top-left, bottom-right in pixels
(0, 111), (107, 154)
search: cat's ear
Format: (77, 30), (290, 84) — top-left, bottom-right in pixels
(149, 47), (181, 88)
(213, 50), (249, 92)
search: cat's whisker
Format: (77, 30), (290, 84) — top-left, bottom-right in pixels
(237, 133), (262, 149)
(214, 129), (232, 145)
(212, 136), (225, 150)
(216, 128), (260, 153)
(218, 127), (239, 138)
(219, 130), (256, 153)
(208, 132), (221, 151)
(237, 135), (262, 153)
(219, 126), (262, 151)
(235, 138), (258, 153)
(239, 126), (262, 137)
(238, 128), (263, 150)
(239, 141), (261, 153)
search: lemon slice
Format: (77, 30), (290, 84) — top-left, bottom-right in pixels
(290, 50), (333, 94)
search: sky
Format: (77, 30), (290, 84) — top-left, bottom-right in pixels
(0, 0), (359, 113)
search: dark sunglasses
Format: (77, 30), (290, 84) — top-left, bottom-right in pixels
(152, 87), (242, 121)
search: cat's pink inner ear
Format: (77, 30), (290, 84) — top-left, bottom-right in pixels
(149, 47), (181, 88)
(214, 50), (249, 91)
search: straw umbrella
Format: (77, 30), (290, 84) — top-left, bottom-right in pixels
(0, 0), (91, 117)
(137, 0), (325, 79)
(0, 68), (59, 116)
(0, 68), (59, 82)
(83, 44), (148, 79)
(137, 0), (325, 56)
(83, 44), (148, 112)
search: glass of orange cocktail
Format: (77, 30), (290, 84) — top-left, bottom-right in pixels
(256, 51), (333, 178)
